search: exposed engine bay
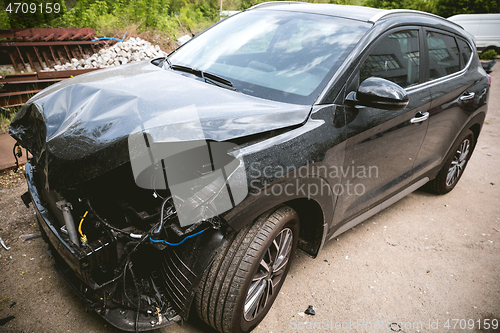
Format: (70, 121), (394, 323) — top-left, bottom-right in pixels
(27, 160), (226, 331)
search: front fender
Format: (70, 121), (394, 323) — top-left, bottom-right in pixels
(223, 175), (335, 237)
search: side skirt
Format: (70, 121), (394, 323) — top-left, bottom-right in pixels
(329, 177), (429, 240)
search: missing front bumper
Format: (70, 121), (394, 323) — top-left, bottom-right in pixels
(26, 162), (181, 331)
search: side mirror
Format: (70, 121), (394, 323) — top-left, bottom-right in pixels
(346, 77), (409, 111)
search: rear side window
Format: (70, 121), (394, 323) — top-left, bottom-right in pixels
(360, 30), (420, 88)
(457, 38), (472, 69)
(427, 31), (460, 80)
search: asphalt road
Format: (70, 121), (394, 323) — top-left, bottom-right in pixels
(0, 66), (498, 333)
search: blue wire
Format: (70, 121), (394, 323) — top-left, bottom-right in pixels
(92, 32), (127, 42)
(149, 228), (206, 246)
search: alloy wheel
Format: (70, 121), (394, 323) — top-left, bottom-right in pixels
(243, 227), (293, 321)
(446, 138), (470, 187)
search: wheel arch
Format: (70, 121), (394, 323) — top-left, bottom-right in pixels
(286, 198), (326, 258)
(461, 111), (485, 154)
(442, 111), (486, 169)
(223, 176), (336, 258)
(426, 111), (486, 184)
(468, 121), (482, 148)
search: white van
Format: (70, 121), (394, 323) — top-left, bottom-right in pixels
(448, 14), (500, 52)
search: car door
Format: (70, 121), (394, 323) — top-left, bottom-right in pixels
(412, 29), (483, 178)
(333, 28), (432, 223)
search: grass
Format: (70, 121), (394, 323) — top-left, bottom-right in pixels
(0, 108), (18, 134)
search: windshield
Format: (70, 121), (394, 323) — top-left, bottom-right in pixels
(168, 10), (371, 105)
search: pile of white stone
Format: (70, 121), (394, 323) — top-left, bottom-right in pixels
(50, 37), (168, 71)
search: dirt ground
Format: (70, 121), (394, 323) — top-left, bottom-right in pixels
(0, 67), (499, 333)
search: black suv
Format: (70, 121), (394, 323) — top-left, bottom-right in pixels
(10, 2), (489, 333)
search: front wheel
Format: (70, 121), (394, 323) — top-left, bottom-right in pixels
(429, 129), (475, 194)
(195, 206), (299, 333)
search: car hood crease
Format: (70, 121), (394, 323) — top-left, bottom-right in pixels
(9, 60), (311, 189)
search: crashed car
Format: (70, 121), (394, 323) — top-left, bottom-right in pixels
(10, 2), (489, 333)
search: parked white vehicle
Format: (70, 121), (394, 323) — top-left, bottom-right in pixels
(448, 14), (500, 53)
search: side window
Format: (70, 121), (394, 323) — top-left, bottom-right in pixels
(457, 38), (472, 69)
(427, 31), (460, 80)
(360, 30), (420, 89)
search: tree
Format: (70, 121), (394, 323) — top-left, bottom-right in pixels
(363, 0), (437, 13)
(434, 0), (499, 17)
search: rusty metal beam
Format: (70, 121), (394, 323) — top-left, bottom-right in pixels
(63, 45), (72, 61)
(69, 45), (76, 59)
(33, 46), (44, 68)
(0, 93), (36, 107)
(0, 30), (15, 39)
(77, 44), (85, 58)
(1, 69), (98, 83)
(0, 68), (100, 107)
(57, 32), (70, 41)
(1, 73), (38, 81)
(15, 46), (26, 71)
(7, 51), (20, 72)
(26, 34), (41, 42)
(1, 40), (114, 47)
(41, 48), (52, 68)
(1, 28), (112, 77)
(48, 45), (58, 65)
(37, 68), (98, 79)
(0, 89), (42, 98)
(56, 47), (66, 65)
(24, 51), (36, 72)
(43, 33), (55, 41)
(2, 78), (61, 85)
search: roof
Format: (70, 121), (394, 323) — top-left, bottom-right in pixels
(249, 2), (384, 22)
(250, 2), (463, 29)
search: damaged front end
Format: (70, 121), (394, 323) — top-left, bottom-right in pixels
(25, 159), (227, 331)
(21, 130), (248, 331)
(10, 60), (311, 331)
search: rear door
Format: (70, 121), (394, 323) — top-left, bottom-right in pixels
(412, 29), (481, 178)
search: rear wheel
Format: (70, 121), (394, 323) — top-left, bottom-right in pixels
(195, 206), (299, 333)
(429, 129), (475, 194)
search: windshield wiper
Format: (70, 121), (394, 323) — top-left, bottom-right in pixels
(170, 64), (237, 91)
(203, 72), (237, 91)
(170, 64), (198, 75)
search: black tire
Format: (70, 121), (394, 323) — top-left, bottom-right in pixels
(195, 206), (299, 333)
(429, 129), (475, 194)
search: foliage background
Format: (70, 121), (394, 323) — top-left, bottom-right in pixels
(0, 0), (499, 50)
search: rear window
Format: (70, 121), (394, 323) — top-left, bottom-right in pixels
(427, 31), (460, 80)
(457, 38), (472, 69)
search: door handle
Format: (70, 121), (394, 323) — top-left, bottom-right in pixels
(411, 111), (429, 124)
(460, 92), (475, 101)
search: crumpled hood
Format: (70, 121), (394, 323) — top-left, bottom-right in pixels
(10, 60), (311, 189)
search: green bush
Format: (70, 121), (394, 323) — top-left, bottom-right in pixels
(50, 0), (220, 36)
(480, 49), (498, 60)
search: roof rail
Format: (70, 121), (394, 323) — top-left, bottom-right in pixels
(249, 1), (306, 10)
(369, 9), (464, 30)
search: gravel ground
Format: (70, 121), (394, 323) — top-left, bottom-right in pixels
(0, 68), (499, 333)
